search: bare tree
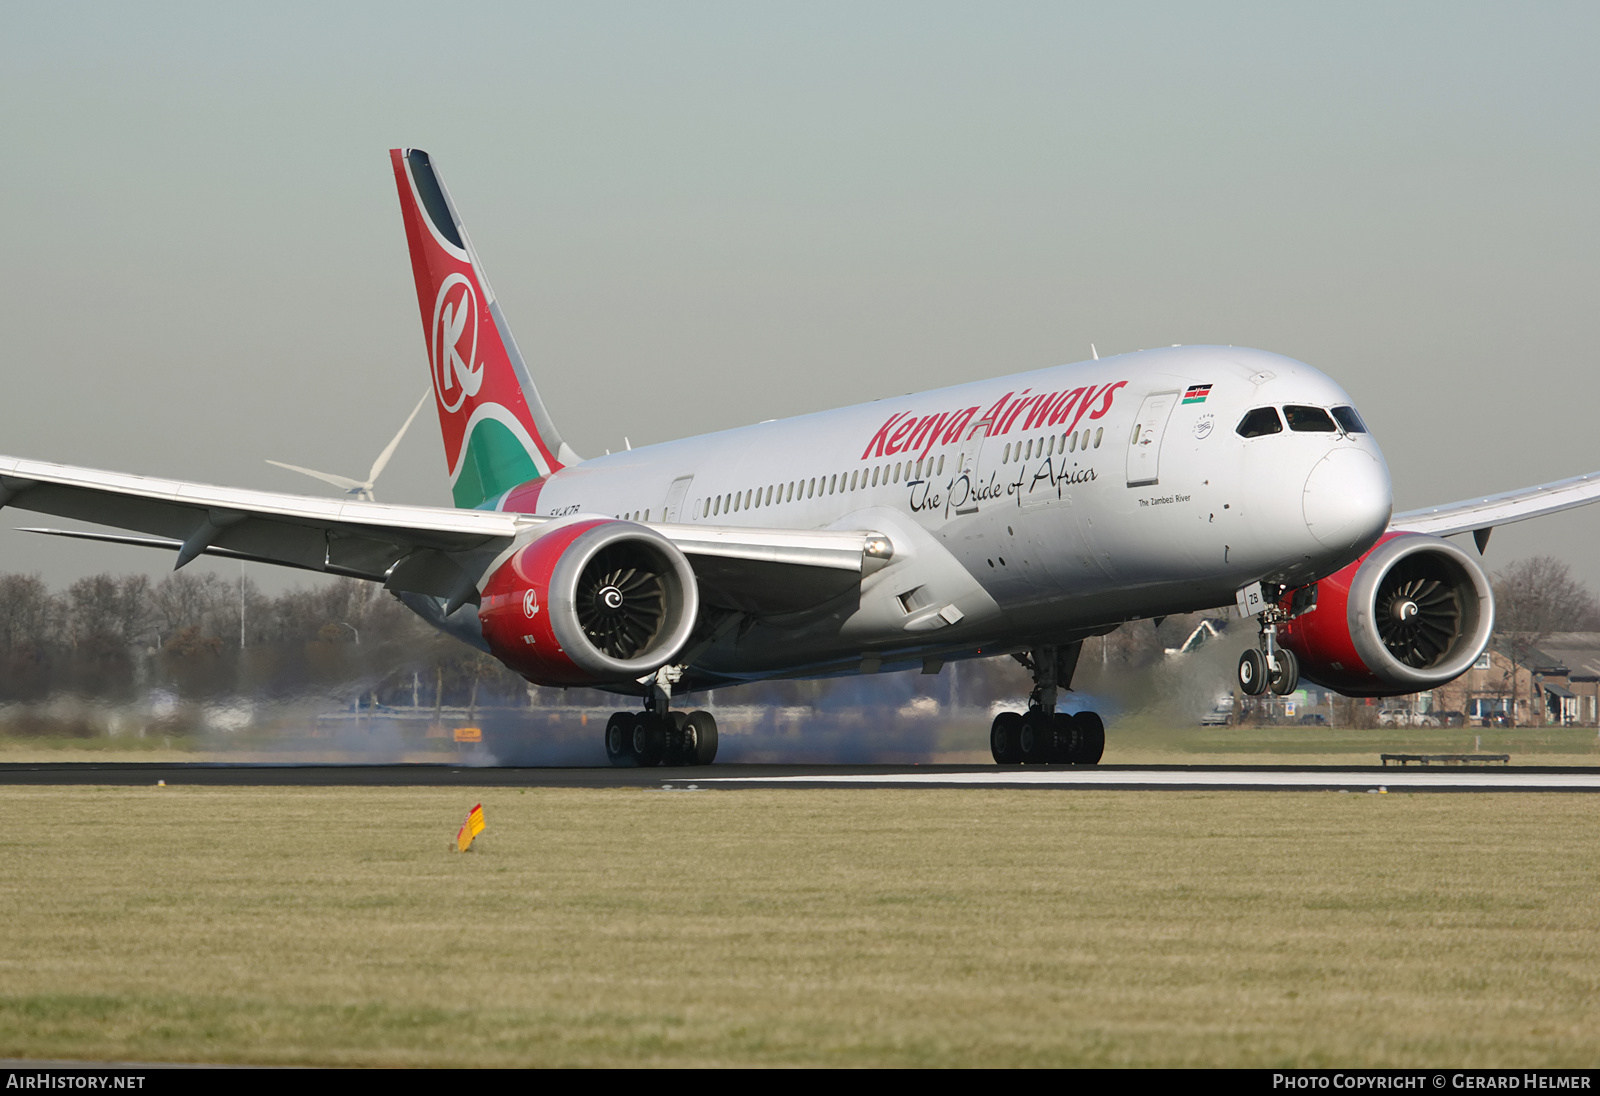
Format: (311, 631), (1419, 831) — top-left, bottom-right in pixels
(1493, 557), (1600, 634)
(0, 573), (60, 654)
(1491, 556), (1600, 725)
(65, 574), (152, 652)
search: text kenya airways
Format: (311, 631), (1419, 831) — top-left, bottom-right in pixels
(861, 381), (1129, 461)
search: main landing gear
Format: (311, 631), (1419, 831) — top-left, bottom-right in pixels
(1237, 608), (1300, 697)
(604, 709), (718, 767)
(603, 669), (718, 767)
(990, 642), (1105, 765)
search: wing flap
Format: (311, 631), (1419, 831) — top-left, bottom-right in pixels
(0, 456), (529, 595)
(1390, 469), (1600, 538)
(0, 457), (526, 545)
(653, 524), (875, 572)
(2, 455), (884, 617)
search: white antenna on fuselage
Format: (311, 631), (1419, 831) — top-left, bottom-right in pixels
(1091, 344), (1099, 360)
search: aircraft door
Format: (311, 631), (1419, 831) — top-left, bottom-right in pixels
(947, 415), (995, 516)
(1125, 391), (1178, 488)
(662, 475), (693, 522)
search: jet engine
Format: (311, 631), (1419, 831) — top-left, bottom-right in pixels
(478, 518), (700, 687)
(1278, 532), (1494, 697)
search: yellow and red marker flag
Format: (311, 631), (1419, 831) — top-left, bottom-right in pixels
(455, 802), (485, 852)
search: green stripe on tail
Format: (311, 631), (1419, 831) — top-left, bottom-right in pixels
(452, 418), (544, 509)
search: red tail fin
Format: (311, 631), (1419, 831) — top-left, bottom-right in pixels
(391, 148), (576, 508)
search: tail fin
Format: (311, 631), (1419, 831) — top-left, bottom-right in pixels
(391, 148), (579, 509)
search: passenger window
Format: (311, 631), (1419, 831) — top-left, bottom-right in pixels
(937, 455), (945, 476)
(1284, 405), (1337, 432)
(1236, 407), (1284, 438)
(1331, 405), (1368, 434)
(1094, 427), (1102, 448)
(1003, 443), (1012, 463)
(1068, 432), (1077, 452)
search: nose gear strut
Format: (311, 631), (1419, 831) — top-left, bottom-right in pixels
(1237, 590), (1301, 698)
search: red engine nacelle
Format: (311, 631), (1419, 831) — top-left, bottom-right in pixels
(478, 518), (700, 687)
(1278, 532), (1494, 697)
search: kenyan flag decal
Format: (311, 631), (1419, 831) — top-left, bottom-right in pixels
(1183, 384), (1213, 404)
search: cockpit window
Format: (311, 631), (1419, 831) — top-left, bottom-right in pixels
(1331, 405), (1368, 434)
(1236, 407), (1283, 438)
(1283, 405), (1337, 432)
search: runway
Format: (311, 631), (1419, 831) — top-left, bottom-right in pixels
(2, 762), (1598, 792)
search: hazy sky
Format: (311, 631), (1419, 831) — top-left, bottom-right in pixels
(2, 2), (1598, 594)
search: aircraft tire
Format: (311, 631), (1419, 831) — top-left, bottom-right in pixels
(1018, 710), (1054, 764)
(1070, 711), (1105, 765)
(630, 712), (667, 767)
(1050, 712), (1080, 763)
(661, 711), (690, 765)
(990, 711), (1023, 765)
(1270, 649), (1300, 696)
(605, 712), (636, 767)
(1238, 649), (1269, 697)
(683, 710), (719, 765)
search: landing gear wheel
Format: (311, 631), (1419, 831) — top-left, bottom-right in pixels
(1019, 710), (1055, 764)
(662, 711), (690, 766)
(1238, 649), (1268, 696)
(682, 710), (719, 766)
(1069, 711), (1105, 765)
(1269, 648), (1300, 696)
(990, 712), (1023, 765)
(605, 712), (635, 767)
(630, 713), (666, 767)
(1050, 712), (1080, 764)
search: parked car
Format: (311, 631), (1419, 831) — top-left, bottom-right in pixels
(1297, 713), (1328, 726)
(1378, 708), (1441, 728)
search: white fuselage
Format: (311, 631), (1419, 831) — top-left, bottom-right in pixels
(509, 346), (1393, 684)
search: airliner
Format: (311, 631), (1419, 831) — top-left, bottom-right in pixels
(5, 149), (1598, 767)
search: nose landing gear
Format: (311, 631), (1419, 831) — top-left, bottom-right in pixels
(990, 642), (1105, 765)
(1237, 609), (1300, 697)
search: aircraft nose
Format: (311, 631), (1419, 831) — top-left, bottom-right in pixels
(1302, 448), (1392, 553)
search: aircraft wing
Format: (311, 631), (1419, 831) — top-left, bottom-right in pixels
(1389, 468), (1600, 546)
(0, 455), (881, 614)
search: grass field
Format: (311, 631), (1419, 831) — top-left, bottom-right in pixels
(2, 785), (1598, 1066)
